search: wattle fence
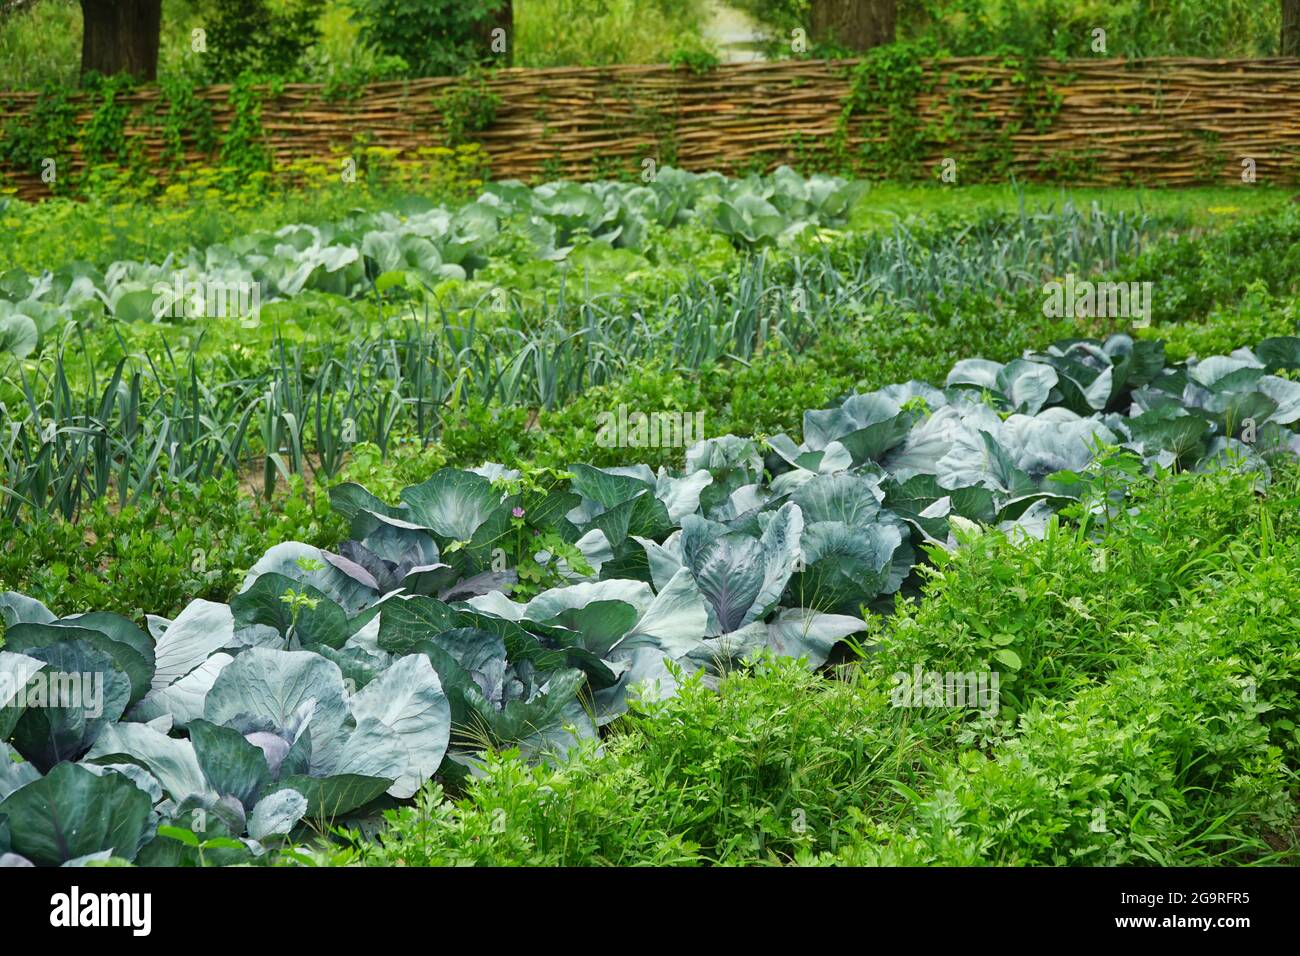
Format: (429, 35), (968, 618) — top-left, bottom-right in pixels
(2, 55), (1300, 199)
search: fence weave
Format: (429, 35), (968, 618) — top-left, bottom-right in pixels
(2, 56), (1299, 200)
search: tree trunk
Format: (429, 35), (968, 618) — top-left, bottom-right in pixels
(79, 0), (161, 82)
(473, 0), (514, 67)
(1284, 0), (1300, 57)
(809, 0), (896, 52)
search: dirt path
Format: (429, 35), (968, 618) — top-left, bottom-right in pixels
(700, 0), (768, 63)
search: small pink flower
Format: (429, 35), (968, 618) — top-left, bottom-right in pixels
(512, 506), (526, 519)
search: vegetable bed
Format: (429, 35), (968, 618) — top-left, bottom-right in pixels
(2, 174), (1299, 867)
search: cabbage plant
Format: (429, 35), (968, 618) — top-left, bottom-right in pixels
(4, 334), (1300, 864)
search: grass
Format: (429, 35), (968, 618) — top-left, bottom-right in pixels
(0, 473), (344, 620)
(854, 488), (1300, 864)
(513, 0), (709, 67)
(844, 182), (1295, 233)
(736, 0), (1282, 59)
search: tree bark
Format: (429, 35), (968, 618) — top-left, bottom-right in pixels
(809, 0), (896, 52)
(473, 0), (514, 67)
(1284, 0), (1300, 57)
(79, 0), (161, 82)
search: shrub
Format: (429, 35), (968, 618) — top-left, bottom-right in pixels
(352, 0), (508, 77)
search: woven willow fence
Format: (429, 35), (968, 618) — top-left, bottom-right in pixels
(2, 56), (1300, 199)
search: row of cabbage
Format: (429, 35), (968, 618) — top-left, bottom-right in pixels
(0, 166), (866, 361)
(3, 332), (1299, 866)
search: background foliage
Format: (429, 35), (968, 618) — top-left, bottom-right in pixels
(0, 0), (1286, 92)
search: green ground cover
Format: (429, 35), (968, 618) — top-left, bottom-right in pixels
(1, 171), (1298, 868)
